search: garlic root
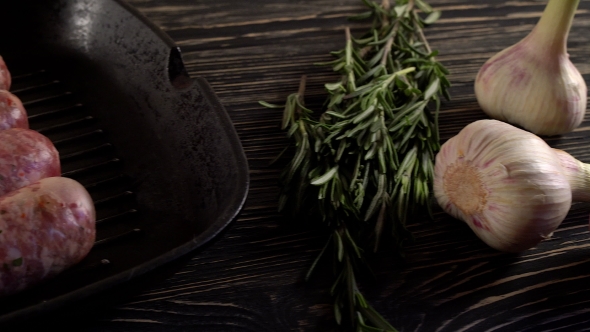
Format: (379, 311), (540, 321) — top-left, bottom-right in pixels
(434, 120), (590, 252)
(474, 0), (586, 136)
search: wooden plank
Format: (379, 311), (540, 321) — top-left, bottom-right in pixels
(36, 0), (590, 331)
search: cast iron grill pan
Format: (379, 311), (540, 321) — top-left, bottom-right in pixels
(0, 0), (249, 324)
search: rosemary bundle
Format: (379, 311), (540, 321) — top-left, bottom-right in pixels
(261, 0), (449, 330)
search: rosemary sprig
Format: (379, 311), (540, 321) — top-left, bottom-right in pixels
(261, 0), (449, 330)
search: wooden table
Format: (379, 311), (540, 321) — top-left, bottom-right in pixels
(12, 0), (590, 331)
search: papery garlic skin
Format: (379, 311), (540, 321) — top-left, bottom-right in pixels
(474, 0), (586, 136)
(475, 45), (586, 136)
(553, 148), (590, 202)
(434, 120), (572, 252)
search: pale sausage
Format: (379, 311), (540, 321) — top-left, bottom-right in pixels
(0, 56), (10, 91)
(0, 177), (96, 296)
(0, 128), (61, 196)
(0, 90), (28, 130)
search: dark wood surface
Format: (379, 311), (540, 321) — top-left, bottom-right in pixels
(15, 0), (590, 331)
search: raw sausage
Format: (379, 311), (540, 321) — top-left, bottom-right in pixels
(0, 56), (10, 91)
(0, 128), (61, 196)
(0, 177), (96, 296)
(0, 90), (28, 130)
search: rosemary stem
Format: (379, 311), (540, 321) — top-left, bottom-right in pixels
(298, 75), (307, 100)
(380, 24), (397, 66)
(345, 27), (356, 92)
(382, 0), (391, 26)
(415, 23), (433, 55)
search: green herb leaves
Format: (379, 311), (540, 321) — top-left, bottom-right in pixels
(260, 0), (449, 330)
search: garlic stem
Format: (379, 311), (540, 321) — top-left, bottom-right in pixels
(474, 0), (586, 136)
(532, 0), (580, 54)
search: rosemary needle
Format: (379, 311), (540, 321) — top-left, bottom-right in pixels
(260, 0), (450, 330)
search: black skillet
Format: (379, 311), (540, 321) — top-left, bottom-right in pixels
(0, 0), (249, 324)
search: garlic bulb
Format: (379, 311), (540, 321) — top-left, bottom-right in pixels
(0, 56), (10, 91)
(474, 0), (586, 136)
(433, 119), (590, 252)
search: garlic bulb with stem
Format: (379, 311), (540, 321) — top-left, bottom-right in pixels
(434, 119), (590, 252)
(474, 0), (587, 136)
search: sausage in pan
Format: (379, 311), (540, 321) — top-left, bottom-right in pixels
(0, 128), (61, 196)
(0, 56), (10, 91)
(0, 90), (28, 130)
(0, 177), (96, 296)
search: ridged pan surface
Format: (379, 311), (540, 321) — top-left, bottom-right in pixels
(0, 0), (249, 323)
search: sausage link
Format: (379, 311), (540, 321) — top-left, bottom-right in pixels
(0, 128), (61, 196)
(0, 177), (96, 296)
(0, 57), (10, 91)
(0, 90), (28, 130)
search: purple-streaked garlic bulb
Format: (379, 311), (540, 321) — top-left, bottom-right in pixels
(474, 0), (586, 136)
(0, 56), (10, 91)
(433, 120), (586, 252)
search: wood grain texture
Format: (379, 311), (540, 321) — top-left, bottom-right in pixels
(14, 0), (590, 331)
